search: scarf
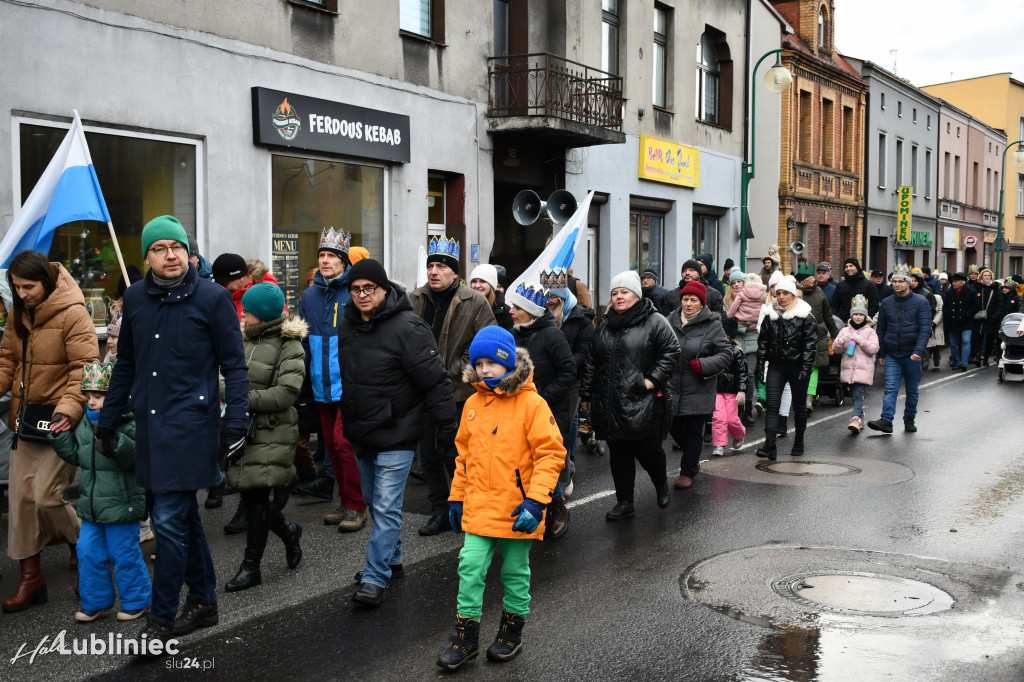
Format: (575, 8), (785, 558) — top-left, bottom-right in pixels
(86, 405), (101, 425)
(483, 370), (512, 390)
(424, 280), (459, 341)
(679, 308), (700, 326)
(606, 298), (650, 331)
(152, 271), (186, 291)
(772, 300), (786, 316)
(850, 318), (869, 330)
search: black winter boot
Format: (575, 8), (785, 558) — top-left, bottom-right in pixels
(755, 430), (778, 461)
(223, 498), (248, 535)
(790, 430), (805, 457)
(437, 615), (481, 670)
(777, 415), (788, 438)
(486, 609), (526, 662)
(267, 504), (303, 569)
(226, 505), (269, 592)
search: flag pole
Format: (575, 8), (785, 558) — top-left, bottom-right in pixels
(106, 221), (131, 285)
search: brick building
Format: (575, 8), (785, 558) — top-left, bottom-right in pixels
(769, 0), (867, 273)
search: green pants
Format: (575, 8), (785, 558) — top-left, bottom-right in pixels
(807, 366), (819, 395)
(456, 533), (533, 619)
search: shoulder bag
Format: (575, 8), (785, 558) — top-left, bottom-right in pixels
(14, 332), (54, 444)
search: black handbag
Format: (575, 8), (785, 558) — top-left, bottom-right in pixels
(14, 333), (54, 444)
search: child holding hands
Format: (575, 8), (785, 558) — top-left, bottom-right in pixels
(833, 294), (880, 434)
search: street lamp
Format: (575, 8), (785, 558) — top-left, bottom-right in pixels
(741, 50), (792, 269)
(995, 139), (1024, 279)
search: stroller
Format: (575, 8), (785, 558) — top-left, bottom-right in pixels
(814, 343), (845, 406)
(997, 312), (1024, 383)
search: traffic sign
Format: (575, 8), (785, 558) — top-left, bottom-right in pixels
(963, 235), (977, 248)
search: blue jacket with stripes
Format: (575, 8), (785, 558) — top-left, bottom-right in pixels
(299, 269), (351, 403)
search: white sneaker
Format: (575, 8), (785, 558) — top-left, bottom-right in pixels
(712, 446), (725, 456)
(564, 479), (574, 498)
(731, 438), (744, 450)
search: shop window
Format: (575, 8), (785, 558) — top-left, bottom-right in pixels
(602, 0), (619, 76)
(271, 155), (384, 309)
(653, 4), (670, 109)
(400, 0), (444, 42)
(18, 120), (200, 327)
(629, 211), (664, 276)
(692, 214), (719, 266)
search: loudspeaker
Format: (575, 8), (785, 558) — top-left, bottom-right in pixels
(512, 190), (578, 226)
(788, 241), (806, 257)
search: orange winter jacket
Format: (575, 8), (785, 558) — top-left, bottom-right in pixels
(450, 348), (565, 541)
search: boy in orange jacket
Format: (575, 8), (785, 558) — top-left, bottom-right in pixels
(437, 326), (565, 670)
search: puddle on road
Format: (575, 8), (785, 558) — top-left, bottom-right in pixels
(965, 456), (1024, 524)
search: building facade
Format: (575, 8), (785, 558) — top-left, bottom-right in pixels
(769, 0), (867, 274)
(849, 59), (940, 273)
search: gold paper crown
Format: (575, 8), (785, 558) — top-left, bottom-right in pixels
(319, 227), (351, 254)
(967, 264), (979, 274)
(82, 361), (113, 392)
(892, 262), (913, 279)
(539, 267), (569, 289)
(851, 294), (869, 310)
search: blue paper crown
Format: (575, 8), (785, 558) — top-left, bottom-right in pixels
(514, 282), (549, 309)
(428, 236), (460, 260)
(319, 227), (351, 254)
(539, 267), (569, 289)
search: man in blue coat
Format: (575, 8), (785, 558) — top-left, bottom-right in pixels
(98, 216), (249, 649)
(868, 264), (933, 434)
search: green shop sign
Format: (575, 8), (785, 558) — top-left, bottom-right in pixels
(900, 230), (932, 247)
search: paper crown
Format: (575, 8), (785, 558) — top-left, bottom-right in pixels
(539, 267), (569, 290)
(319, 227), (351, 255)
(967, 264), (979, 274)
(892, 262), (913, 280)
(513, 282), (549, 310)
(851, 294), (869, 310)
(428, 236), (460, 260)
(82, 361), (113, 392)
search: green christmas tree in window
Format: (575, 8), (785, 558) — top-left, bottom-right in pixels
(70, 228), (107, 288)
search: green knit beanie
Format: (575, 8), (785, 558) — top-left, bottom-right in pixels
(141, 215), (190, 257)
(241, 282), (285, 323)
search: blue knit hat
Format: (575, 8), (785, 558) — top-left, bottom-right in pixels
(469, 326), (517, 372)
(241, 282), (285, 322)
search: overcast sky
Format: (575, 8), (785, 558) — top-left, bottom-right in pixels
(833, 0), (1024, 87)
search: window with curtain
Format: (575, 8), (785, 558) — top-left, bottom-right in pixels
(653, 5), (669, 108)
(695, 32), (719, 124)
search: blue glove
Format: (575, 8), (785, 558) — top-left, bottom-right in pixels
(449, 501), (464, 533)
(510, 498), (546, 533)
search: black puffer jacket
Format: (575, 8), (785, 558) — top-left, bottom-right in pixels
(512, 310), (576, 434)
(338, 283), (457, 455)
(560, 304), (596, 378)
(491, 290), (514, 331)
(716, 344), (749, 396)
(667, 306), (733, 416)
(832, 269), (879, 321)
(756, 298), (818, 378)
(972, 281), (1003, 335)
(581, 298), (680, 440)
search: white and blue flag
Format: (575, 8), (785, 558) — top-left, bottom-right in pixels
(508, 190), (594, 294)
(0, 111), (110, 267)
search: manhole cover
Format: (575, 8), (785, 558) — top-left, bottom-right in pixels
(771, 572), (954, 617)
(755, 460), (862, 477)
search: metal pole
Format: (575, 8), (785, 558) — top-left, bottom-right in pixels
(995, 139), (1024, 280)
(741, 48), (784, 269)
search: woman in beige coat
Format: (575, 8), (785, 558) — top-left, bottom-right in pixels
(0, 251), (98, 612)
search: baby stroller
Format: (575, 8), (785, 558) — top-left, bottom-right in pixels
(814, 344), (845, 406)
(577, 408), (600, 454)
(997, 312), (1024, 383)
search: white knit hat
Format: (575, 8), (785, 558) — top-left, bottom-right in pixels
(768, 270), (784, 289)
(609, 270), (642, 299)
(469, 263), (498, 291)
(774, 275), (799, 296)
(743, 272), (763, 286)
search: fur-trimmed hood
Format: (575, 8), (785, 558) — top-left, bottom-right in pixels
(462, 347), (535, 396)
(765, 297), (812, 321)
(242, 315), (309, 341)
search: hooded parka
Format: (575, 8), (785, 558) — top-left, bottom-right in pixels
(756, 298), (818, 379)
(226, 316), (307, 490)
(667, 306), (733, 416)
(450, 349), (565, 540)
(299, 269), (351, 404)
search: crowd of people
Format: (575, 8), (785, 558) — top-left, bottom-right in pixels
(2, 221), (1023, 667)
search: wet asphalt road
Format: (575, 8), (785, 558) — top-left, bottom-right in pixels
(2, 364), (1023, 680)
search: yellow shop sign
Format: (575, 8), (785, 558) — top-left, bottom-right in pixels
(639, 135), (700, 188)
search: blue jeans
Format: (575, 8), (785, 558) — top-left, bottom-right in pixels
(356, 450), (414, 589)
(78, 520), (151, 612)
(949, 329), (972, 367)
(880, 356), (923, 422)
(850, 383), (867, 418)
(148, 491), (217, 626)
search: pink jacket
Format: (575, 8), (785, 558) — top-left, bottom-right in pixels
(833, 323), (880, 386)
(728, 283), (766, 323)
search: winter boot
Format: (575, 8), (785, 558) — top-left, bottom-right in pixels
(544, 497), (569, 539)
(224, 498), (248, 535)
(225, 505), (269, 592)
(267, 504), (303, 569)
(486, 609), (526, 662)
(205, 482), (225, 509)
(755, 431), (777, 461)
(790, 430), (805, 457)
(437, 614), (481, 670)
(2, 554), (47, 613)
(777, 415), (788, 438)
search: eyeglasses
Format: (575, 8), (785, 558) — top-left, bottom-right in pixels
(349, 284), (379, 297)
(147, 244), (188, 258)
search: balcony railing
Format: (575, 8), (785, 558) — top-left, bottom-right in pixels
(488, 53), (623, 130)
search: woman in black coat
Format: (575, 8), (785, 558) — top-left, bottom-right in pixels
(667, 281), (733, 489)
(546, 285), (595, 473)
(970, 269), (1003, 366)
(755, 276), (818, 460)
(508, 283), (576, 538)
(581, 272), (680, 521)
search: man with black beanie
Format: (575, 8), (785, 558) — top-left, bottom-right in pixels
(666, 259), (725, 317)
(409, 238), (495, 535)
(831, 257), (879, 321)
